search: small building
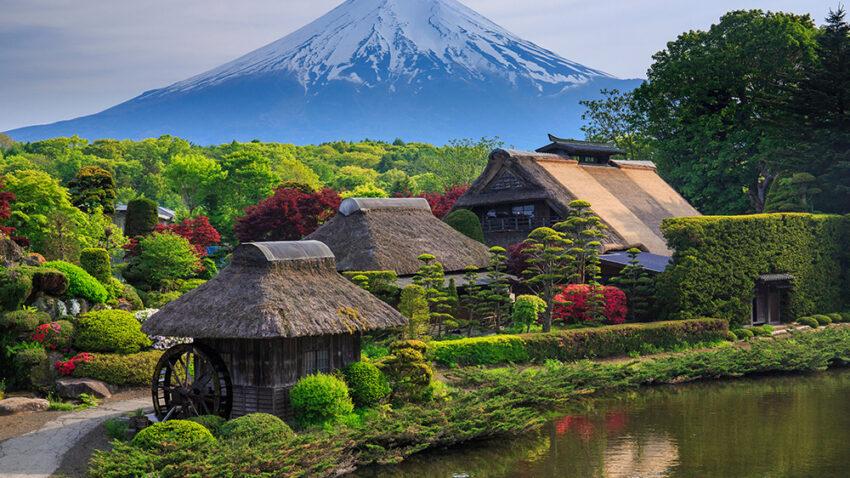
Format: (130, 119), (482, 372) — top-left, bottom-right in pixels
(112, 203), (176, 231)
(453, 146), (700, 255)
(141, 241), (407, 420)
(536, 134), (626, 164)
(305, 198), (491, 281)
(751, 273), (793, 325)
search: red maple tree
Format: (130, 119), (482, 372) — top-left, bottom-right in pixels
(418, 184), (468, 218)
(155, 216), (221, 257)
(0, 178), (16, 238)
(234, 187), (341, 243)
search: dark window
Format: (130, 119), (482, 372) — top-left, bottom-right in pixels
(511, 204), (534, 217)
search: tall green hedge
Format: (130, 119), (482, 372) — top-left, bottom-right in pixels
(657, 213), (850, 326)
(443, 209), (485, 243)
(80, 248), (112, 283)
(124, 198), (159, 237)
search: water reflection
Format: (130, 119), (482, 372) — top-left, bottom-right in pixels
(357, 370), (850, 478)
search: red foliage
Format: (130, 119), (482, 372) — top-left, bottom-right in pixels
(506, 242), (533, 276)
(0, 179), (15, 237)
(54, 352), (92, 376)
(554, 415), (595, 441)
(553, 284), (628, 325)
(418, 185), (469, 218)
(234, 187), (341, 243)
(156, 216), (220, 257)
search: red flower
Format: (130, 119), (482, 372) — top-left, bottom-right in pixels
(54, 352), (93, 376)
(553, 284), (628, 325)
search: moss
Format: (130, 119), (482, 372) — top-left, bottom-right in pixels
(73, 310), (151, 354)
(42, 261), (108, 303)
(32, 269), (69, 296)
(0, 266), (35, 311)
(131, 420), (216, 451)
(443, 208), (485, 243)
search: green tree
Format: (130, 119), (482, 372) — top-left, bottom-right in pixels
(580, 89), (654, 161)
(443, 209), (484, 243)
(511, 295), (547, 333)
(124, 198), (159, 237)
(610, 248), (655, 321)
(412, 253), (455, 337)
(555, 200), (606, 284)
(482, 246), (511, 329)
(420, 138), (501, 187)
(763, 172), (822, 212)
(522, 227), (575, 332)
(634, 10), (818, 213)
(0, 133), (14, 151)
(399, 284), (430, 340)
(339, 183), (388, 199)
(378, 169), (411, 195)
(331, 165), (379, 191)
(123, 232), (199, 290)
(210, 149), (278, 236)
(459, 265), (488, 336)
(68, 166), (117, 214)
(163, 152), (226, 212)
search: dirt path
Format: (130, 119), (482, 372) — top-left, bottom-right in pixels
(0, 392), (151, 478)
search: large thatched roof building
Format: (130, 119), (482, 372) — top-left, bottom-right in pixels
(305, 197), (491, 276)
(453, 147), (700, 255)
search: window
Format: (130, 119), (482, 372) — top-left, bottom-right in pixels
(302, 338), (331, 375)
(511, 204), (534, 217)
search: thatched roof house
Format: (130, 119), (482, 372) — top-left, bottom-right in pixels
(453, 148), (700, 255)
(305, 198), (491, 276)
(142, 241), (406, 339)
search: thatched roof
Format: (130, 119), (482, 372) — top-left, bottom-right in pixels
(305, 198), (491, 276)
(141, 241), (407, 339)
(454, 149), (701, 255)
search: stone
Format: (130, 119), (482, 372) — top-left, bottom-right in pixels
(0, 397), (50, 415)
(55, 378), (112, 400)
(0, 237), (26, 267)
(30, 295), (68, 321)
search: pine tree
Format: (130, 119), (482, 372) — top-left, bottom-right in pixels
(521, 227), (575, 332)
(482, 246), (512, 330)
(459, 266), (488, 336)
(399, 284), (429, 339)
(555, 200), (607, 283)
(611, 248), (654, 321)
(413, 253), (455, 337)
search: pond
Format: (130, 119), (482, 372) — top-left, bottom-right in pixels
(357, 369), (850, 478)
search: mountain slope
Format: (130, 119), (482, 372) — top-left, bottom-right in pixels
(7, 0), (641, 147)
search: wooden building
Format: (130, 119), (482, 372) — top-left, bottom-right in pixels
(453, 146), (700, 255)
(141, 241), (407, 420)
(536, 134), (626, 164)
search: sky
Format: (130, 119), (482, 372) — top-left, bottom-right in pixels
(0, 0), (838, 132)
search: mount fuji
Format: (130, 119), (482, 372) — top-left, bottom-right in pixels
(7, 0), (642, 146)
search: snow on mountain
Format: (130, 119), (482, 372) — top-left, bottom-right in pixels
(7, 0), (641, 147)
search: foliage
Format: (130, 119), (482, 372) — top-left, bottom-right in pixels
(429, 318), (729, 366)
(123, 232), (199, 290)
(0, 266), (35, 310)
(413, 254), (456, 336)
(55, 352), (93, 376)
(132, 420), (216, 450)
(657, 213), (850, 326)
(120, 284), (144, 310)
(797, 316), (819, 329)
(143, 290), (182, 308)
(814, 314), (833, 326)
(553, 284), (628, 326)
(10, 343), (48, 389)
(511, 295), (547, 333)
(104, 418), (130, 441)
(187, 415), (226, 436)
(79, 247), (112, 283)
(339, 183), (389, 199)
(124, 197), (159, 237)
(521, 227), (574, 332)
(42, 261), (109, 303)
(749, 324), (775, 337)
(73, 309), (151, 354)
(506, 241), (533, 276)
(31, 320), (73, 351)
(155, 216), (220, 257)
(418, 185), (469, 219)
(764, 173), (822, 213)
(290, 373), (354, 426)
(443, 209), (484, 243)
(1, 308), (50, 336)
(68, 166), (116, 214)
(556, 199), (605, 285)
(72, 350), (162, 385)
(733, 328), (755, 340)
(482, 246), (512, 328)
(342, 361), (391, 408)
(219, 413), (295, 444)
(341, 270), (400, 305)
(610, 248), (655, 321)
(234, 186), (340, 242)
(377, 340), (434, 402)
(580, 88), (654, 161)
(163, 152), (226, 212)
(399, 284), (429, 340)
(0, 178), (15, 237)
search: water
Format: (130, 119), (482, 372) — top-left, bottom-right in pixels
(357, 370), (850, 478)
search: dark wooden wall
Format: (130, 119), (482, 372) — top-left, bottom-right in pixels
(199, 333), (361, 419)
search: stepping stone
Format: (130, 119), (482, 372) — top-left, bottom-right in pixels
(55, 378), (112, 399)
(0, 397), (50, 415)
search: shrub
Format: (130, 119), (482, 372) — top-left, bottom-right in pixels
(31, 320), (74, 351)
(198, 257), (218, 279)
(80, 248), (112, 283)
(12, 344), (50, 389)
(658, 214), (850, 326)
(177, 279), (206, 294)
(219, 413), (295, 444)
(121, 284), (144, 310)
(1, 309), (50, 337)
(55, 352), (93, 376)
(443, 209), (485, 243)
(105, 277), (124, 301)
(749, 325), (774, 337)
(0, 266), (34, 311)
(144, 291), (182, 308)
(131, 420), (216, 450)
(124, 198), (159, 237)
(72, 350), (162, 385)
(378, 340), (433, 402)
(32, 268), (68, 296)
(290, 373), (354, 426)
(814, 314), (832, 325)
(553, 284), (628, 325)
(841, 312), (850, 323)
(512, 295), (547, 333)
(734, 328), (755, 340)
(726, 330), (738, 341)
(42, 261), (108, 303)
(828, 313), (843, 323)
(398, 284), (428, 339)
(73, 310), (151, 354)
(187, 415), (226, 436)
(123, 233), (199, 290)
(342, 361), (391, 408)
(797, 316), (819, 329)
(429, 319), (729, 366)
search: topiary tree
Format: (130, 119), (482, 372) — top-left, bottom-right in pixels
(218, 413), (295, 444)
(521, 227), (575, 332)
(399, 284), (429, 339)
(73, 309), (151, 354)
(555, 199), (606, 284)
(412, 254), (456, 337)
(289, 373), (354, 426)
(131, 420), (216, 450)
(122, 232), (199, 291)
(482, 246), (511, 329)
(342, 361), (391, 408)
(443, 209), (485, 243)
(42, 261), (109, 303)
(610, 248), (655, 321)
(79, 247), (112, 283)
(511, 295), (547, 333)
(378, 340), (433, 403)
(124, 198), (159, 237)
(68, 166), (116, 214)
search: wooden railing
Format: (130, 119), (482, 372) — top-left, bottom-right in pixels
(481, 216), (559, 232)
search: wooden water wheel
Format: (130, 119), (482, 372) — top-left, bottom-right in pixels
(151, 343), (232, 421)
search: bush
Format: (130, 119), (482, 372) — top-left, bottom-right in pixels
(512, 295), (547, 333)
(828, 313), (843, 323)
(123, 233), (199, 290)
(443, 209), (485, 243)
(124, 198), (159, 237)
(177, 279), (206, 294)
(144, 291), (182, 308)
(797, 316), (819, 329)
(814, 314), (833, 326)
(1, 309), (50, 337)
(131, 420), (216, 450)
(32, 268), (68, 296)
(429, 319), (729, 366)
(726, 330), (738, 341)
(553, 284), (628, 325)
(290, 373), (354, 426)
(378, 340), (433, 402)
(342, 361), (391, 408)
(198, 258), (218, 280)
(658, 214), (850, 326)
(11, 344), (51, 390)
(0, 266), (35, 311)
(74, 310), (151, 354)
(80, 248), (112, 283)
(42, 261), (108, 303)
(187, 415), (226, 436)
(749, 325), (774, 337)
(72, 350), (162, 385)
(841, 312), (850, 323)
(218, 413), (295, 444)
(121, 284), (144, 310)
(32, 320), (74, 351)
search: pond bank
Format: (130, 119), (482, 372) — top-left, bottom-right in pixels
(89, 326), (850, 477)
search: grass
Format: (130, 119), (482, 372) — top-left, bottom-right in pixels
(104, 418), (130, 441)
(47, 392), (100, 412)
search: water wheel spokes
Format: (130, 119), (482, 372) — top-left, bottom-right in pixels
(151, 343), (232, 421)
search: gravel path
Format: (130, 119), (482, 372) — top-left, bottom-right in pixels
(0, 396), (151, 478)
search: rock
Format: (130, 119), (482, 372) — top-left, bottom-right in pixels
(30, 295), (69, 320)
(0, 397), (50, 415)
(0, 237), (26, 267)
(55, 378), (112, 399)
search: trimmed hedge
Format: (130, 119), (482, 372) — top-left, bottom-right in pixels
(443, 209), (485, 243)
(290, 373), (354, 426)
(42, 261), (109, 304)
(342, 361), (391, 408)
(429, 319), (728, 366)
(74, 309), (151, 354)
(797, 317), (819, 329)
(72, 350), (162, 385)
(132, 420), (215, 450)
(124, 198), (158, 237)
(187, 415), (226, 436)
(658, 214), (850, 327)
(219, 413), (294, 444)
(80, 248), (111, 283)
